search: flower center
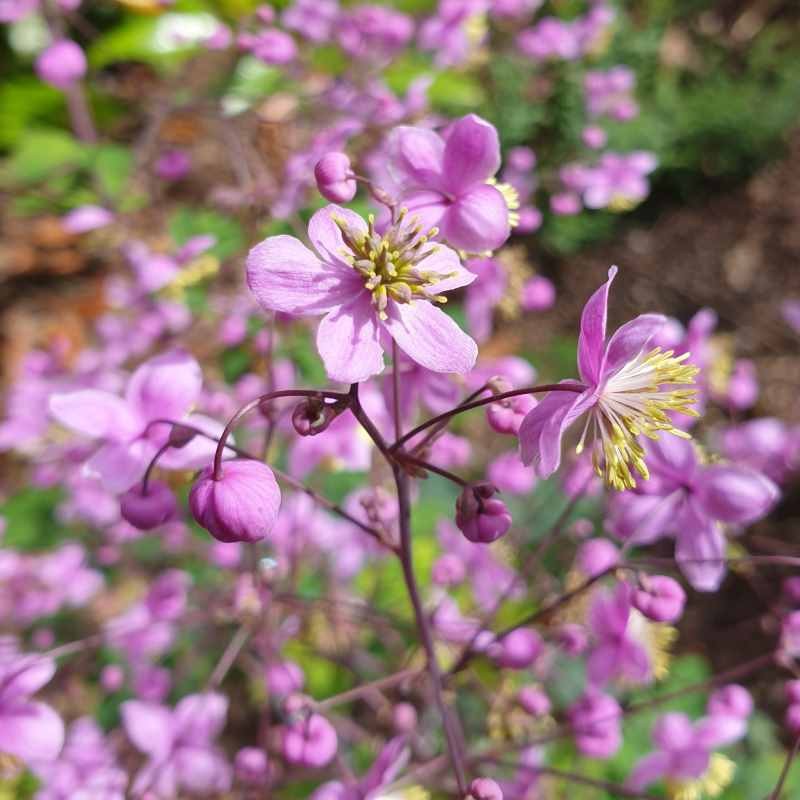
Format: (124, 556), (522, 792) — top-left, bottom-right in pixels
(334, 211), (451, 320)
(576, 347), (699, 490)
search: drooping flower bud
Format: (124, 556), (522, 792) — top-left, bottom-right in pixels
(189, 460), (281, 543)
(486, 392), (537, 435)
(575, 538), (619, 578)
(36, 40), (87, 90)
(490, 627), (543, 669)
(455, 482), (512, 544)
(283, 712), (338, 768)
(633, 575), (686, 623)
(291, 397), (343, 436)
(314, 153), (357, 203)
(521, 275), (556, 312)
(120, 481), (177, 530)
(469, 777), (503, 800)
(708, 685), (753, 720)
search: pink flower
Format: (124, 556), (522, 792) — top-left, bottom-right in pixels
(385, 115), (511, 252)
(607, 435), (779, 591)
(0, 641), (64, 764)
(568, 689), (622, 758)
(122, 693), (231, 797)
(246, 205), (477, 383)
(49, 351), (221, 493)
(627, 710), (747, 792)
(36, 40), (86, 90)
(519, 266), (699, 490)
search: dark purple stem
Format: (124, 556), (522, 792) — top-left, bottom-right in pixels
(390, 382), (585, 452)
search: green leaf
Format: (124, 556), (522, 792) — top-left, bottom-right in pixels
(1, 128), (87, 185)
(168, 207), (245, 260)
(0, 488), (64, 552)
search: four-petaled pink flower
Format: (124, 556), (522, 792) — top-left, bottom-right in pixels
(519, 266), (699, 490)
(49, 351), (223, 493)
(385, 114), (513, 252)
(246, 205), (477, 384)
(121, 692), (231, 797)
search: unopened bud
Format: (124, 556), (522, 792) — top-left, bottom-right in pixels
(455, 482), (512, 544)
(314, 153), (357, 203)
(469, 777), (503, 800)
(291, 397), (342, 436)
(120, 481), (177, 530)
(168, 424), (197, 448)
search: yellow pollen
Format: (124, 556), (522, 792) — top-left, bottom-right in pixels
(487, 178), (520, 228)
(666, 754), (735, 800)
(334, 214), (453, 321)
(579, 347), (700, 490)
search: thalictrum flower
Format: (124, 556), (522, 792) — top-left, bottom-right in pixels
(607, 435), (779, 591)
(519, 266), (699, 490)
(385, 114), (512, 252)
(246, 204), (477, 383)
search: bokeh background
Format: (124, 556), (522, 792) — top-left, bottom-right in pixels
(2, 0), (800, 797)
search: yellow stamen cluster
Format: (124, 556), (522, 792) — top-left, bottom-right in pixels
(496, 246), (533, 320)
(162, 254), (219, 300)
(667, 754), (735, 800)
(579, 347), (700, 491)
(335, 211), (451, 321)
(628, 609), (677, 682)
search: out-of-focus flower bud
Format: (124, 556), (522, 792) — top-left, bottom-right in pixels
(392, 702), (418, 733)
(283, 712), (338, 768)
(431, 553), (466, 586)
(708, 685), (753, 720)
(521, 275), (556, 312)
(487, 392), (537, 435)
(633, 575), (686, 623)
(518, 686), (551, 717)
(490, 627), (543, 669)
(266, 661), (305, 697)
(235, 747), (270, 786)
(575, 539), (619, 577)
(189, 460), (281, 543)
(469, 777), (503, 800)
(557, 623), (588, 655)
(120, 481), (177, 530)
(36, 40), (87, 90)
(455, 482), (512, 544)
(314, 153), (357, 203)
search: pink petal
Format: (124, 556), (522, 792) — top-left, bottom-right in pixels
(627, 751), (670, 791)
(175, 746), (232, 794)
(587, 643), (619, 687)
(578, 266), (617, 386)
(440, 184), (510, 253)
(247, 233), (359, 315)
(132, 760), (177, 798)
(518, 387), (593, 475)
(441, 114), (501, 195)
(693, 715), (746, 749)
(49, 390), (140, 441)
(85, 440), (154, 493)
(417, 243), (477, 294)
(125, 351), (202, 424)
(307, 204), (368, 268)
(675, 502), (726, 592)
(121, 701), (174, 757)
(0, 701), (64, 762)
(602, 313), (666, 376)
(174, 693), (228, 744)
(382, 300), (477, 375)
(695, 464), (779, 525)
(317, 296), (385, 383)
(400, 189), (450, 232)
(386, 126), (446, 189)
(608, 491), (683, 544)
(2, 656), (56, 699)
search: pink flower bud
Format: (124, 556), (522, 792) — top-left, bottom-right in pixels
(469, 777), (503, 800)
(189, 460), (281, 543)
(120, 481), (177, 530)
(575, 539), (619, 577)
(582, 125), (607, 149)
(486, 393), (536, 435)
(787, 680), (800, 704)
(787, 704), (800, 734)
(101, 664), (125, 692)
(266, 661), (305, 697)
(557, 623), (588, 655)
(283, 713), (338, 768)
(393, 702), (418, 733)
(490, 628), (543, 669)
(155, 149), (191, 181)
(314, 153), (357, 203)
(784, 577), (800, 605)
(520, 275), (556, 312)
(36, 39), (87, 90)
(708, 684), (753, 719)
(518, 686), (551, 716)
(633, 575), (686, 623)
(291, 397), (343, 436)
(455, 483), (512, 544)
(235, 747), (270, 786)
